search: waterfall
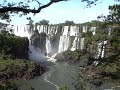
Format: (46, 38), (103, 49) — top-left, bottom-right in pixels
(108, 28), (112, 35)
(97, 41), (107, 58)
(101, 41), (107, 58)
(46, 36), (52, 56)
(9, 25), (90, 53)
(90, 27), (96, 35)
(83, 26), (87, 33)
(58, 35), (70, 53)
(71, 37), (78, 51)
(7, 24), (105, 60)
(97, 42), (102, 58)
(80, 38), (84, 50)
(101, 45), (105, 58)
(58, 26), (70, 53)
(58, 26), (81, 52)
(11, 25), (31, 38)
(69, 26), (79, 36)
(7, 25), (48, 61)
(79, 26), (87, 50)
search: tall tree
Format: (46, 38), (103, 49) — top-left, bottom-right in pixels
(36, 19), (49, 25)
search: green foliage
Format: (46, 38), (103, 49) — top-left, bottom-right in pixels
(0, 81), (18, 90)
(108, 4), (120, 23)
(68, 36), (75, 49)
(36, 19), (49, 25)
(63, 50), (82, 60)
(0, 58), (44, 89)
(110, 28), (120, 54)
(91, 3), (120, 83)
(75, 3), (120, 89)
(84, 30), (93, 44)
(74, 67), (86, 90)
(59, 85), (69, 90)
(0, 80), (34, 90)
(0, 33), (44, 90)
(81, 20), (103, 27)
(93, 29), (108, 41)
(0, 59), (37, 75)
(59, 20), (75, 26)
(73, 67), (102, 90)
(0, 34), (29, 59)
(0, 13), (11, 22)
(96, 27), (120, 81)
(64, 20), (75, 26)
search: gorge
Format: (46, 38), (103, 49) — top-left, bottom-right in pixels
(4, 24), (118, 90)
(0, 0), (120, 89)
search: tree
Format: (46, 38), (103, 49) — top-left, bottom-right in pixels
(36, 19), (49, 25)
(0, 0), (68, 21)
(0, 0), (116, 22)
(0, 0), (68, 14)
(0, 0), (119, 14)
(26, 17), (34, 34)
(108, 4), (120, 24)
(94, 3), (120, 82)
(64, 20), (75, 26)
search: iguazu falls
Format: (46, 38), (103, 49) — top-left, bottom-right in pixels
(0, 0), (120, 90)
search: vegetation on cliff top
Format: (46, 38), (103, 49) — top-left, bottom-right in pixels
(0, 59), (45, 83)
(0, 33), (29, 59)
(0, 31), (46, 90)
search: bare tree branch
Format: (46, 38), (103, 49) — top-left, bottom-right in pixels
(0, 0), (67, 14)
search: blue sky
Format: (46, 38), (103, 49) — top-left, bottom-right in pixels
(0, 0), (119, 25)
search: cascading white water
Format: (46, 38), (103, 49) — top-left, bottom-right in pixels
(62, 26), (69, 35)
(83, 26), (88, 33)
(108, 28), (112, 35)
(8, 24), (106, 60)
(58, 35), (70, 53)
(101, 41), (107, 58)
(71, 37), (78, 51)
(69, 26), (79, 36)
(97, 41), (107, 58)
(70, 26), (82, 51)
(79, 26), (87, 50)
(7, 25), (48, 61)
(9, 25), (31, 39)
(97, 42), (102, 58)
(90, 27), (96, 35)
(58, 26), (70, 53)
(80, 38), (84, 50)
(46, 36), (52, 56)
(58, 25), (90, 52)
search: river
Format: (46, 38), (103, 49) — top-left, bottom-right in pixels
(24, 58), (120, 90)
(27, 61), (79, 90)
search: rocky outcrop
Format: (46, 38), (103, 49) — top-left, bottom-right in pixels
(30, 29), (47, 55)
(51, 35), (60, 54)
